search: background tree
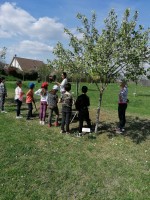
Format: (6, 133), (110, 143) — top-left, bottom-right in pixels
(0, 47), (7, 74)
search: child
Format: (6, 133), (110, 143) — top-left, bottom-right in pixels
(75, 86), (92, 137)
(0, 77), (7, 113)
(35, 82), (48, 125)
(47, 85), (59, 127)
(60, 83), (72, 134)
(116, 80), (128, 134)
(26, 83), (35, 120)
(14, 80), (24, 118)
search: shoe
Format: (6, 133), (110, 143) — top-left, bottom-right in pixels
(16, 116), (23, 119)
(1, 110), (7, 113)
(66, 132), (70, 134)
(121, 128), (125, 132)
(26, 118), (33, 120)
(54, 122), (59, 127)
(48, 124), (52, 127)
(39, 121), (42, 124)
(77, 133), (82, 137)
(60, 130), (65, 134)
(115, 128), (123, 134)
(41, 121), (45, 125)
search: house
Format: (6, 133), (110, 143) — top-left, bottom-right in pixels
(9, 56), (45, 73)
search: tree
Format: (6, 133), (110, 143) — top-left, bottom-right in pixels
(52, 9), (150, 133)
(0, 47), (7, 73)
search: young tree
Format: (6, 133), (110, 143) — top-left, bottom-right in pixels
(52, 9), (150, 133)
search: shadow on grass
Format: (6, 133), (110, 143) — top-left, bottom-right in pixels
(96, 116), (150, 144)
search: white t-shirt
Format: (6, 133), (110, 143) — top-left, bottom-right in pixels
(34, 88), (48, 102)
(15, 86), (23, 101)
(60, 78), (67, 93)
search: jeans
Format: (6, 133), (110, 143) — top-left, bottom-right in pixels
(61, 109), (72, 132)
(27, 103), (33, 119)
(118, 103), (127, 129)
(48, 107), (59, 125)
(15, 99), (22, 116)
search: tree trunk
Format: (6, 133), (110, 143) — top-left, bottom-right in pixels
(76, 79), (79, 97)
(95, 91), (103, 133)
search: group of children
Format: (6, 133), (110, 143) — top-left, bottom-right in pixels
(13, 79), (92, 136)
(1, 75), (128, 135)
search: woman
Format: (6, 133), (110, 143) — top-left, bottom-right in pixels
(116, 79), (128, 134)
(55, 72), (68, 95)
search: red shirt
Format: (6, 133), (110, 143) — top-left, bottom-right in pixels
(26, 89), (34, 103)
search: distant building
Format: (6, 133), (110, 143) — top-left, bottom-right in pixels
(9, 56), (45, 72)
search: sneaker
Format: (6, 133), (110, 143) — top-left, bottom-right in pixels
(115, 128), (123, 134)
(26, 118), (33, 120)
(54, 122), (59, 127)
(39, 121), (42, 124)
(41, 121), (45, 125)
(48, 124), (52, 127)
(16, 116), (23, 119)
(66, 132), (70, 134)
(121, 128), (125, 132)
(60, 130), (65, 134)
(77, 133), (82, 137)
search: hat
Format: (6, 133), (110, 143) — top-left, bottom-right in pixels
(29, 83), (35, 89)
(41, 82), (48, 88)
(119, 79), (127, 85)
(52, 85), (59, 90)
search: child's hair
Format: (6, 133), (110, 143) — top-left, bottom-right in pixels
(41, 82), (48, 89)
(82, 86), (88, 93)
(16, 80), (22, 86)
(64, 83), (71, 92)
(29, 83), (35, 89)
(1, 77), (5, 81)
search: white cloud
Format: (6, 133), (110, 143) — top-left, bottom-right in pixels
(8, 40), (53, 57)
(0, 2), (66, 40)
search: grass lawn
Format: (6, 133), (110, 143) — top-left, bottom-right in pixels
(0, 81), (150, 200)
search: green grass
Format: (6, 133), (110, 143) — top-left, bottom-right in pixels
(0, 81), (150, 200)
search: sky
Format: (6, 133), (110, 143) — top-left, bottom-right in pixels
(0, 0), (149, 64)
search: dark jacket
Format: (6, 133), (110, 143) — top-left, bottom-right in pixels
(75, 94), (90, 112)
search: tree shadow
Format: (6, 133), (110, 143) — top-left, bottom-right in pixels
(137, 94), (150, 97)
(96, 116), (150, 144)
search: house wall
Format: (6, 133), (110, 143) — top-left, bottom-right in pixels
(11, 59), (23, 71)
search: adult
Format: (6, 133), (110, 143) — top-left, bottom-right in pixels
(116, 79), (128, 134)
(55, 72), (68, 94)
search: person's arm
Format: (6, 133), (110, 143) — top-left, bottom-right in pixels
(34, 88), (42, 95)
(55, 81), (61, 86)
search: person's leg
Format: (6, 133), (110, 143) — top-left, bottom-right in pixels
(85, 111), (92, 129)
(42, 102), (47, 121)
(61, 111), (66, 132)
(1, 95), (5, 111)
(66, 112), (71, 132)
(122, 104), (127, 128)
(39, 102), (43, 121)
(48, 108), (53, 125)
(16, 99), (22, 116)
(118, 104), (124, 129)
(0, 96), (2, 111)
(27, 103), (32, 119)
(54, 107), (59, 126)
(78, 112), (84, 133)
